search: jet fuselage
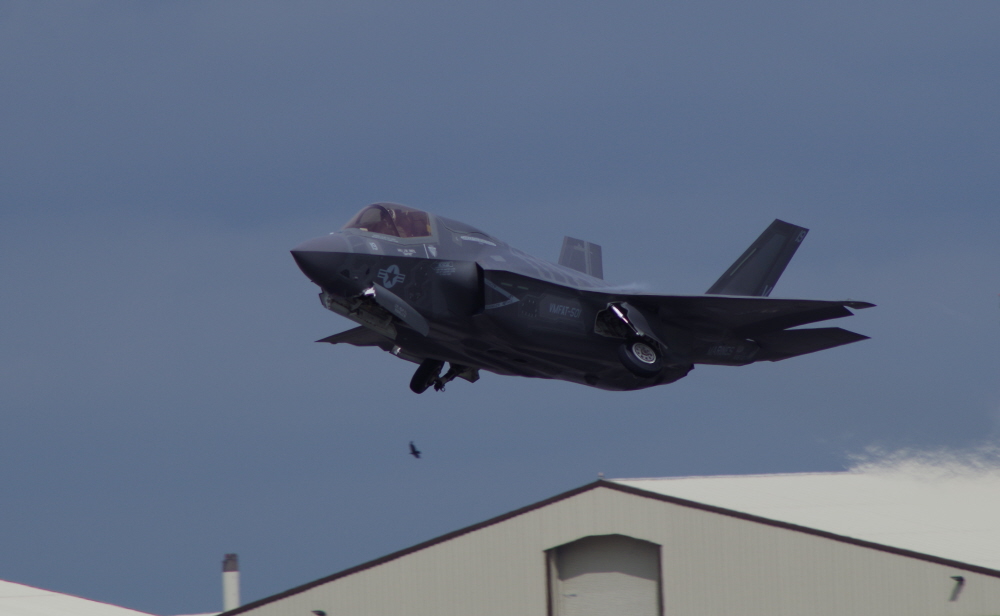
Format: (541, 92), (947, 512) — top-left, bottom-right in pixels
(292, 203), (872, 393)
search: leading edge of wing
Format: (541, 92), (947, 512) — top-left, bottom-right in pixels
(317, 326), (392, 347)
(619, 293), (875, 334)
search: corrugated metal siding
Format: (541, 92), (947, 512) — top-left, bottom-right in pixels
(616, 472), (1000, 570)
(236, 487), (1000, 616)
(0, 580), (157, 616)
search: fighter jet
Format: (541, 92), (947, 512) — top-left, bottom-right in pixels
(292, 203), (872, 394)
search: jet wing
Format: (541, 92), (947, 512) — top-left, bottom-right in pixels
(317, 326), (392, 348)
(620, 293), (875, 336)
(480, 267), (872, 336)
(318, 326), (427, 366)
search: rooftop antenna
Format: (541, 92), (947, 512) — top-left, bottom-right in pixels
(223, 553), (240, 611)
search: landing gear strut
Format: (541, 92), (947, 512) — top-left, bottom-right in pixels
(433, 364), (467, 391)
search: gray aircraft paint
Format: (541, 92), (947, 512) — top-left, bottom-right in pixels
(292, 203), (873, 393)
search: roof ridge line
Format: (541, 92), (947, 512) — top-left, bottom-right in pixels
(220, 478), (1000, 615)
(611, 471), (854, 481)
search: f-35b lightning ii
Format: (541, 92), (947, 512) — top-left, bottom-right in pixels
(292, 203), (872, 393)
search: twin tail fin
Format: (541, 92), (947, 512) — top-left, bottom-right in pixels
(706, 219), (808, 297)
(559, 236), (604, 280)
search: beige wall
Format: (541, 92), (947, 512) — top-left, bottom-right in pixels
(235, 487), (1000, 616)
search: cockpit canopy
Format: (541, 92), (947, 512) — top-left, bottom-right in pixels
(343, 203), (432, 239)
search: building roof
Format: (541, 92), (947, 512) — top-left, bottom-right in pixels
(226, 470), (1000, 614)
(0, 579), (155, 616)
(614, 468), (1000, 571)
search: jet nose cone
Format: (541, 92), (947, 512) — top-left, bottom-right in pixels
(291, 233), (351, 286)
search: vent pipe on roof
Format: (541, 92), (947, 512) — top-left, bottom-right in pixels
(223, 554), (240, 611)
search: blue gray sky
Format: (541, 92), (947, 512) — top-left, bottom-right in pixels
(2, 2), (998, 614)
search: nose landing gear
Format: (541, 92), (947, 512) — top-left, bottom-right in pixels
(409, 359), (477, 393)
(409, 359), (444, 394)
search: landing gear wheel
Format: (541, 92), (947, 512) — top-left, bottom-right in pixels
(410, 359), (444, 394)
(618, 340), (663, 378)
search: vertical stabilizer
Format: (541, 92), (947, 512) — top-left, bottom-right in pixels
(706, 220), (808, 297)
(559, 237), (604, 279)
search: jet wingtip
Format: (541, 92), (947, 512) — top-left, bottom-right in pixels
(845, 300), (876, 310)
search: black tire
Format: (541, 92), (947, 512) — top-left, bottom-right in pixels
(618, 340), (662, 378)
(409, 359), (444, 394)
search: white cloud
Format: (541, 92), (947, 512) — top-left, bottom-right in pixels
(848, 442), (1000, 478)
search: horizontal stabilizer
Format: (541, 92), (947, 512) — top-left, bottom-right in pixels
(559, 237), (604, 279)
(318, 327), (390, 347)
(707, 219), (808, 297)
(753, 327), (869, 361)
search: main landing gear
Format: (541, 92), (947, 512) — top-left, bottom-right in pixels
(409, 359), (472, 394)
(618, 339), (663, 378)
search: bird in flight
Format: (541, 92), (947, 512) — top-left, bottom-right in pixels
(409, 441), (422, 459)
